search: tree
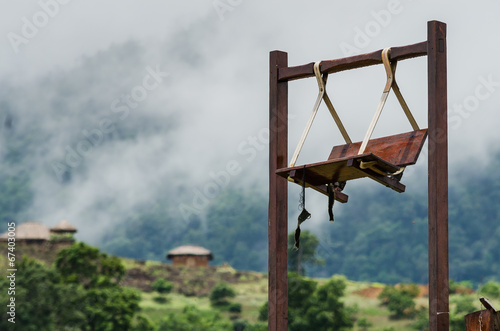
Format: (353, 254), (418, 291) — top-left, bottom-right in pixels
(260, 273), (354, 331)
(83, 286), (141, 331)
(55, 242), (141, 330)
(287, 272), (317, 311)
(305, 275), (355, 331)
(56, 241), (125, 288)
(0, 257), (87, 330)
(479, 281), (500, 299)
(288, 230), (325, 276)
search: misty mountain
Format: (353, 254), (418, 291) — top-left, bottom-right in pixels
(1, 31), (499, 286)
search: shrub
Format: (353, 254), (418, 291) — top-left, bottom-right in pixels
(158, 305), (232, 330)
(131, 314), (156, 331)
(153, 296), (168, 304)
(258, 301), (268, 321)
(232, 320), (247, 331)
(411, 308), (429, 331)
(448, 295), (476, 331)
(228, 302), (242, 313)
(152, 278), (174, 294)
(244, 322), (268, 331)
(379, 284), (418, 319)
(358, 317), (373, 330)
(210, 282), (236, 306)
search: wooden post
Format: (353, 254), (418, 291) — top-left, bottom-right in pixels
(427, 20), (449, 331)
(269, 50), (288, 331)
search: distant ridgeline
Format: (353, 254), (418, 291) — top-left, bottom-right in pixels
(98, 150), (500, 286)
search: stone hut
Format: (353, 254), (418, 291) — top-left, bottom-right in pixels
(166, 245), (213, 268)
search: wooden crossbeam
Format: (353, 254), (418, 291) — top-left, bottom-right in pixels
(279, 41), (427, 82)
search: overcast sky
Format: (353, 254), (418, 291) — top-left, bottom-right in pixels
(1, 1), (499, 242)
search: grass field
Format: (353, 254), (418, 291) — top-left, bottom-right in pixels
(3, 248), (497, 330)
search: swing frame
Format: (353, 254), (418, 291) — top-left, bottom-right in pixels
(268, 21), (448, 331)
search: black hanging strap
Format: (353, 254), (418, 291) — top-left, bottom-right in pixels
(327, 181), (346, 223)
(327, 183), (335, 222)
(294, 166), (310, 249)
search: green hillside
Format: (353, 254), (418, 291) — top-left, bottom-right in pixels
(2, 243), (500, 330)
(120, 258), (499, 331)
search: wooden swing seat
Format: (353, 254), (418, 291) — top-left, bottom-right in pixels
(276, 129), (427, 203)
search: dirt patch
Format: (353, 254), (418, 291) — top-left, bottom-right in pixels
(353, 286), (384, 299)
(354, 284), (430, 299)
(417, 284), (428, 298)
(454, 285), (474, 295)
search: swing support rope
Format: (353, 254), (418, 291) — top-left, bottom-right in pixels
(358, 47), (420, 155)
(288, 61), (351, 168)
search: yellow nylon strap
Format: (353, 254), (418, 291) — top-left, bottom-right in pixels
(358, 48), (420, 156)
(289, 61), (351, 167)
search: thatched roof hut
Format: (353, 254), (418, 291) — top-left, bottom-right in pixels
(166, 245), (213, 267)
(0, 221), (50, 241)
(0, 220), (78, 243)
(50, 220), (77, 233)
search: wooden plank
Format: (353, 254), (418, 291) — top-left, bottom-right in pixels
(465, 310), (499, 331)
(427, 20), (449, 331)
(279, 41), (427, 82)
(276, 152), (404, 193)
(480, 298), (498, 313)
(329, 129), (428, 167)
(277, 153), (378, 185)
(268, 50), (288, 331)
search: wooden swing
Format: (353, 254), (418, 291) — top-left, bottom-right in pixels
(276, 48), (427, 203)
